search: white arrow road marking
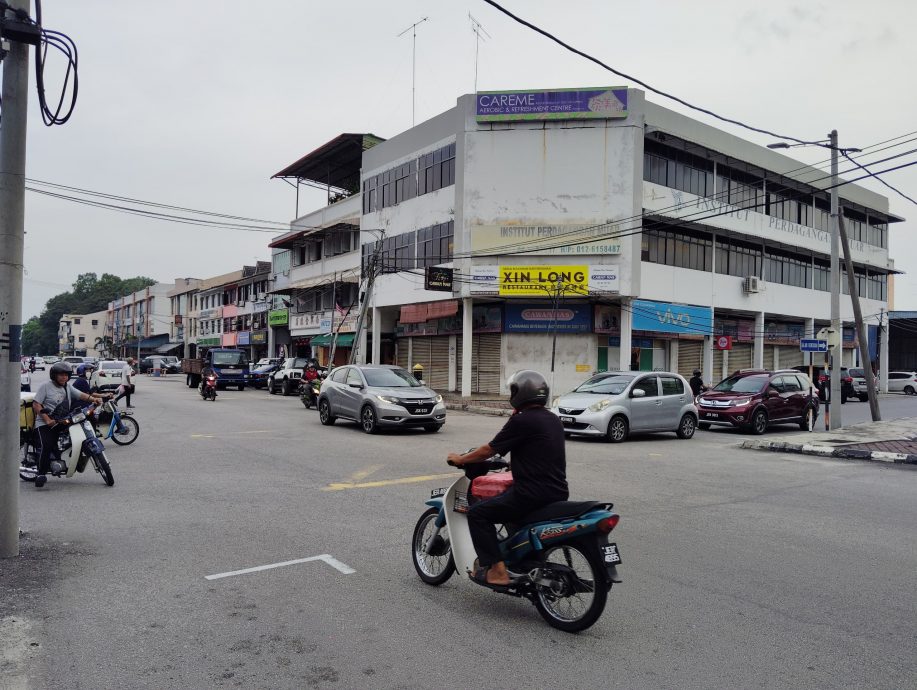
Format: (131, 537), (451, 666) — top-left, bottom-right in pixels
(204, 554), (355, 580)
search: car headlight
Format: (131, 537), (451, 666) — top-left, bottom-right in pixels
(376, 394), (400, 404)
(588, 399), (612, 412)
(551, 397), (560, 408)
(434, 394), (443, 403)
(731, 398), (752, 407)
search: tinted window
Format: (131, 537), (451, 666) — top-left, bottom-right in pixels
(779, 375), (801, 392)
(330, 368), (347, 383)
(632, 377), (658, 397)
(890, 372), (907, 380)
(715, 375), (768, 393)
(794, 375), (812, 390)
(574, 374), (635, 395)
(660, 376), (684, 395)
(361, 368), (422, 388)
(848, 369), (864, 378)
(212, 351), (247, 366)
(346, 369), (364, 386)
(768, 378), (785, 393)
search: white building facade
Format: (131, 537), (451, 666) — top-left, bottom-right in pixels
(358, 88), (899, 397)
(58, 309), (109, 356)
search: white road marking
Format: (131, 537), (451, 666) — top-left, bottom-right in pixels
(204, 553), (355, 580)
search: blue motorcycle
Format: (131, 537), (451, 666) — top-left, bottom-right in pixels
(411, 457), (622, 632)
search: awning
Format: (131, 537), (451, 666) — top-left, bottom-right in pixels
(155, 342), (183, 354)
(139, 333), (170, 349)
(310, 332), (355, 347)
(286, 270), (361, 292)
(272, 133), (385, 190)
(399, 300), (459, 324)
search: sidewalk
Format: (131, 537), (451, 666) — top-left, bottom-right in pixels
(741, 417), (917, 464)
(441, 392), (512, 417)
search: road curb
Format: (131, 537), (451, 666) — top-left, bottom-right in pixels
(444, 402), (511, 417)
(741, 439), (917, 464)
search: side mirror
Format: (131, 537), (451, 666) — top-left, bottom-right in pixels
(631, 388), (646, 398)
(348, 382), (363, 389)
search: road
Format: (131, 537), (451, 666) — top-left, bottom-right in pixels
(4, 373), (916, 689)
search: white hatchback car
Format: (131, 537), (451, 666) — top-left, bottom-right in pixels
(91, 360), (129, 392)
(888, 371), (917, 395)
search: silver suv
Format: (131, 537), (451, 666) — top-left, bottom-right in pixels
(550, 370), (698, 442)
(318, 364), (447, 434)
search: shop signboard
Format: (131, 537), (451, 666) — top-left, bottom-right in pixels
(472, 264), (617, 295)
(251, 330), (267, 345)
(504, 303), (592, 333)
(471, 224), (623, 257)
(764, 321), (805, 345)
(499, 265), (589, 297)
(425, 266), (453, 292)
(197, 337), (220, 347)
(631, 299), (712, 336)
(252, 301), (270, 313)
(476, 87), (628, 122)
(237, 331), (250, 346)
(290, 312), (323, 332)
(268, 309), (289, 327)
(594, 304), (621, 335)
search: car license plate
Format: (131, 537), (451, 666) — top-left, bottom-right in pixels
(601, 543), (622, 565)
(430, 487), (446, 498)
(561, 416), (575, 423)
(414, 408), (429, 414)
(705, 412), (719, 418)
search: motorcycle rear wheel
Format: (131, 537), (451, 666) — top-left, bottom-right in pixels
(93, 453), (115, 487)
(412, 507), (455, 586)
(19, 441), (37, 482)
(111, 416), (140, 446)
(534, 539), (608, 633)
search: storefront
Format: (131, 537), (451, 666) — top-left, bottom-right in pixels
(310, 332), (354, 367)
(268, 309), (290, 359)
(251, 330), (268, 360)
(631, 299), (714, 373)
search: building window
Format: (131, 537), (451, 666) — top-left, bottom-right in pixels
(417, 221), (455, 267)
(764, 249), (811, 288)
(362, 175), (379, 214)
(78, 335), (85, 343)
(394, 161), (417, 204)
(867, 273), (888, 301)
(74, 318), (81, 325)
(716, 167), (764, 212)
(641, 225), (712, 272)
(715, 237), (761, 278)
(417, 143), (456, 196)
(643, 141), (714, 198)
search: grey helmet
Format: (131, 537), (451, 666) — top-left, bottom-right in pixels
(49, 361), (72, 381)
(507, 370), (550, 410)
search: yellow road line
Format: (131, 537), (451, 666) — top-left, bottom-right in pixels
(323, 472), (456, 491)
(190, 430), (276, 439)
(345, 464), (385, 483)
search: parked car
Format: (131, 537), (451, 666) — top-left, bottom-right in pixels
(269, 357), (313, 396)
(888, 371), (917, 395)
(697, 369), (819, 434)
(318, 364), (446, 433)
(62, 355), (88, 372)
(20, 368), (31, 392)
(139, 355), (181, 374)
(42, 355), (59, 365)
(550, 370), (698, 443)
(847, 368), (870, 402)
(249, 362), (281, 389)
(790, 365), (854, 404)
(91, 360), (129, 392)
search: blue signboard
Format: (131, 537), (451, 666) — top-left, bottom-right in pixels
(237, 331), (250, 346)
(799, 339), (828, 353)
(476, 87), (628, 122)
(504, 303), (592, 333)
(631, 300), (712, 336)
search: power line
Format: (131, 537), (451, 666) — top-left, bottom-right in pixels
(841, 151), (917, 208)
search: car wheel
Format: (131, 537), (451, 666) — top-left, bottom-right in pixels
(606, 415), (628, 443)
(676, 414), (697, 439)
(360, 405), (379, 434)
(698, 422), (711, 430)
(318, 398), (335, 425)
(858, 394), (868, 402)
(282, 378), (294, 396)
(905, 385), (916, 396)
(749, 409), (768, 435)
(269, 379), (277, 395)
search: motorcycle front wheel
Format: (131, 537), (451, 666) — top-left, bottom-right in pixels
(534, 539), (608, 633)
(412, 507), (455, 586)
(111, 416), (140, 446)
(19, 441), (37, 482)
(93, 453), (115, 487)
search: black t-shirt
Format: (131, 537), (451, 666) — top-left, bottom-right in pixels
(488, 406), (568, 502)
(689, 376), (704, 396)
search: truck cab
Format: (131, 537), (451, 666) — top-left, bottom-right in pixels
(183, 348), (250, 390)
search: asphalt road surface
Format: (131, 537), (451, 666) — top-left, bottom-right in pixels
(3, 374), (916, 689)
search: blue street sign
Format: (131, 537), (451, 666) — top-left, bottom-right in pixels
(800, 339), (828, 353)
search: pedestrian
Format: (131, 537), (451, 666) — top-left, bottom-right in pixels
(115, 357), (136, 408)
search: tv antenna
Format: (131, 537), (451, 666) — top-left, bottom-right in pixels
(469, 13), (491, 94)
(397, 16), (429, 127)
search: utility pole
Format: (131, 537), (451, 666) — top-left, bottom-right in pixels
(0, 0), (31, 558)
(350, 240), (382, 365)
(828, 130), (842, 429)
(838, 214), (881, 421)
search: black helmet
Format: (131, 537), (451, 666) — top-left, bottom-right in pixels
(507, 370), (549, 410)
(693, 369), (702, 377)
(50, 361), (72, 381)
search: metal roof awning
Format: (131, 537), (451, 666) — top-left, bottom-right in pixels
(139, 334), (170, 349)
(268, 221), (359, 249)
(310, 332), (355, 347)
(271, 270), (361, 294)
(272, 133), (385, 192)
(155, 341), (183, 354)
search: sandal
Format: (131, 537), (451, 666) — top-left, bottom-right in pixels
(468, 565), (517, 591)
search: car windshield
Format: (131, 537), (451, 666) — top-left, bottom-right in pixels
(292, 358), (312, 368)
(361, 367), (422, 388)
(713, 375), (768, 393)
(211, 351), (247, 366)
(573, 374), (634, 395)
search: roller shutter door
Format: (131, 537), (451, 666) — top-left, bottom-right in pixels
(429, 337), (449, 391)
(677, 340), (703, 379)
(457, 334), (502, 394)
(712, 348), (725, 384)
(777, 345), (804, 369)
(763, 345), (776, 371)
(396, 339), (409, 370)
(729, 344), (753, 372)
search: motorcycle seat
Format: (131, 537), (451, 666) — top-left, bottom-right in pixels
(521, 500), (611, 525)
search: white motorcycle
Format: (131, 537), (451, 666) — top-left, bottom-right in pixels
(20, 405), (115, 487)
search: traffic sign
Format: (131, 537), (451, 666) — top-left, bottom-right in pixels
(800, 339), (828, 353)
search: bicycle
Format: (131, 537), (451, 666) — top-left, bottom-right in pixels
(95, 399), (140, 446)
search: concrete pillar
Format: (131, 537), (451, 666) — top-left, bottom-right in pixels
(461, 297), (473, 397)
(618, 299), (633, 371)
(879, 315), (889, 393)
(268, 325), (275, 359)
(753, 312), (765, 369)
(702, 335), (713, 387)
(448, 335), (457, 392)
(371, 307), (381, 365)
(669, 339), (679, 373)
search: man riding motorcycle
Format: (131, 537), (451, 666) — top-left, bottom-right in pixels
(446, 370), (568, 587)
(31, 361), (105, 488)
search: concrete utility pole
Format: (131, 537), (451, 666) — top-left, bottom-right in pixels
(838, 214), (881, 421)
(828, 130), (842, 429)
(0, 0), (31, 558)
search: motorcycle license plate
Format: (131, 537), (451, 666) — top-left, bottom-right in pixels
(561, 416), (575, 423)
(430, 487), (446, 498)
(602, 543), (622, 565)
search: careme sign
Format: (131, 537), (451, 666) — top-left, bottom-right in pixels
(477, 87), (628, 122)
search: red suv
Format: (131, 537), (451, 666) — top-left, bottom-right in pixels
(696, 369), (819, 435)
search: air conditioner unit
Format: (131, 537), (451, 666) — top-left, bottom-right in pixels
(256, 293), (266, 301)
(236, 299), (245, 307)
(742, 276), (762, 293)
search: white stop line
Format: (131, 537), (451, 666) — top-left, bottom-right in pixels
(205, 554), (355, 580)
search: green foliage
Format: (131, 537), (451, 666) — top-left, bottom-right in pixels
(27, 273), (157, 355)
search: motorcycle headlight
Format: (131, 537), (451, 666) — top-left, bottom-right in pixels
(376, 394), (399, 404)
(71, 412), (86, 423)
(588, 399), (612, 412)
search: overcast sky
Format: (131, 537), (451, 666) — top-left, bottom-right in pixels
(16, 0), (917, 319)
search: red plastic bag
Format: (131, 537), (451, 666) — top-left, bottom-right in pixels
(470, 472), (514, 500)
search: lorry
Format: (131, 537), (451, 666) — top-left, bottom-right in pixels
(182, 348), (250, 390)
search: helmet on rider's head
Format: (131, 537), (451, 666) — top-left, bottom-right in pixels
(693, 369), (702, 377)
(507, 370), (550, 410)
(76, 364), (88, 376)
(50, 361), (72, 381)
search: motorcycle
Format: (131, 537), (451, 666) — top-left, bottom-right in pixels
(19, 405), (115, 487)
(299, 376), (322, 409)
(199, 374), (217, 401)
(411, 457), (622, 632)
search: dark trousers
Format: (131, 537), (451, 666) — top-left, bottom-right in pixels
(35, 425), (65, 475)
(115, 384), (133, 406)
(467, 488), (547, 568)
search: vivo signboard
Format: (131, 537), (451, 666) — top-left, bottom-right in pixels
(476, 87), (628, 122)
(631, 299), (712, 336)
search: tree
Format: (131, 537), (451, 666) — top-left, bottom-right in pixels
(20, 317), (43, 356)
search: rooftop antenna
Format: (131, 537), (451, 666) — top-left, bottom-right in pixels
(469, 13), (491, 94)
(397, 16), (429, 127)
